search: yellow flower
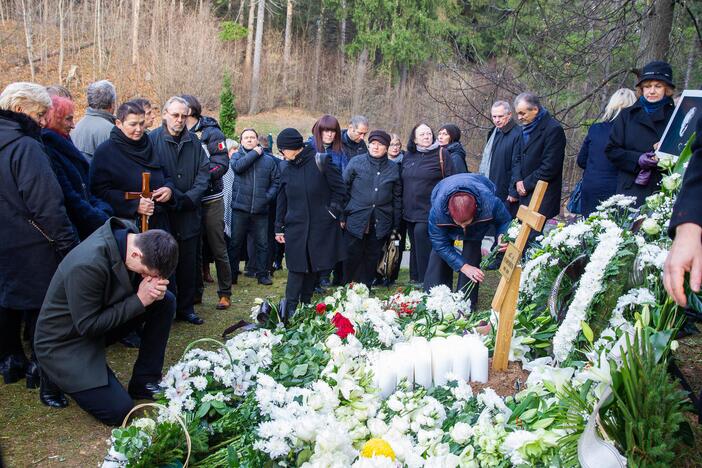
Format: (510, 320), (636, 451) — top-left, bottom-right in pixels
(360, 438), (396, 460)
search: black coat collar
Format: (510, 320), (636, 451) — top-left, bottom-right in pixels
(0, 108), (42, 140)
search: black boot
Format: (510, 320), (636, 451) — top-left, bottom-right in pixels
(39, 370), (69, 408)
(25, 359), (40, 389)
(1, 354), (27, 385)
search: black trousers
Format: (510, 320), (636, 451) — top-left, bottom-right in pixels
(407, 221), (431, 283)
(231, 211), (269, 279)
(285, 271), (317, 315)
(68, 291), (175, 426)
(424, 239), (482, 311)
(0, 308), (37, 361)
(174, 236), (199, 315)
(344, 231), (387, 287)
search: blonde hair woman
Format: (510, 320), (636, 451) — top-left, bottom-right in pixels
(576, 88), (637, 216)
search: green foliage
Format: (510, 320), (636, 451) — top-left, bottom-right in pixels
(126, 421), (186, 468)
(219, 73), (237, 139)
(218, 20), (248, 42)
(600, 329), (692, 467)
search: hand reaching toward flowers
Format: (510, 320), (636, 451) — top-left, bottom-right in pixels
(664, 223), (702, 307)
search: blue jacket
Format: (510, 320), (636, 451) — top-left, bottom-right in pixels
(428, 173), (511, 271)
(42, 129), (113, 239)
(230, 145), (281, 215)
(576, 121), (617, 216)
(307, 136), (349, 173)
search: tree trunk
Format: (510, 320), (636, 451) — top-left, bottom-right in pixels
(131, 0), (140, 65)
(339, 0), (346, 68)
(244, 0), (256, 74)
(282, 0), (293, 93)
(312, 4), (324, 109)
(683, 40), (697, 89)
(58, 0), (65, 82)
(248, 0), (265, 114)
(351, 48), (368, 114)
(20, 0), (36, 81)
(636, 0), (675, 67)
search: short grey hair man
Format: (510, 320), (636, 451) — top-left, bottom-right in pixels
(86, 80), (117, 111)
(350, 115), (369, 129)
(162, 95), (189, 112)
(344, 115), (370, 155)
(492, 100), (512, 113)
(513, 92), (540, 112)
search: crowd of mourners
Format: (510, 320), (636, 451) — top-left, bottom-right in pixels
(0, 59), (685, 425)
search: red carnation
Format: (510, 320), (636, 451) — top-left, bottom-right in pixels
(331, 312), (355, 339)
(316, 303), (327, 315)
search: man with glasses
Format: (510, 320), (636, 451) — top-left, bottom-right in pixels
(149, 96), (210, 325)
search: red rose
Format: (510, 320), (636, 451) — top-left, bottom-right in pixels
(316, 303), (327, 315)
(331, 312), (355, 339)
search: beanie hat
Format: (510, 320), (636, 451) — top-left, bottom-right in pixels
(276, 128), (304, 150)
(368, 129), (391, 147)
(636, 61), (675, 89)
(447, 192), (477, 225)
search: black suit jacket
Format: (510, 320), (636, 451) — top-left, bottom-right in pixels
(511, 112), (566, 219)
(34, 219), (145, 393)
(669, 118), (702, 236)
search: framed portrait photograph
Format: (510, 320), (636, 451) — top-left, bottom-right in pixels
(657, 90), (702, 159)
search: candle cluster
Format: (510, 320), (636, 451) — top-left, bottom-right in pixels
(372, 334), (489, 398)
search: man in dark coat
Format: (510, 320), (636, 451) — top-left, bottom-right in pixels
(511, 92), (565, 221)
(605, 61), (676, 207)
(34, 219), (178, 425)
(0, 87), (79, 401)
(342, 130), (402, 287)
(150, 96), (210, 325)
(182, 95), (233, 310)
(665, 118), (702, 307)
(275, 128), (346, 318)
(229, 128), (280, 285)
(341, 115), (369, 160)
(479, 100), (521, 216)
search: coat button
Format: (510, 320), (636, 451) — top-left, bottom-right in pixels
(177, 174), (182, 178)
(374, 188), (378, 191)
(377, 171), (380, 175)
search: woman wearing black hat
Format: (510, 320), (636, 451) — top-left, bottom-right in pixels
(341, 130), (402, 287)
(605, 60), (676, 206)
(274, 128), (347, 318)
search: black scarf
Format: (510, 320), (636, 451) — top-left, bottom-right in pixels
(109, 126), (159, 168)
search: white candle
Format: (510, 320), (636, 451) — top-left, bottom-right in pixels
(393, 342), (414, 387)
(467, 336), (489, 383)
(374, 351), (397, 399)
(409, 337), (432, 389)
(430, 337), (452, 387)
(447, 335), (471, 381)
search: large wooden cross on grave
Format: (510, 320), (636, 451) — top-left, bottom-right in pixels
(491, 180), (549, 371)
(124, 172), (152, 232)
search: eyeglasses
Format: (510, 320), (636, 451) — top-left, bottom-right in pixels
(389, 143), (401, 147)
(166, 111), (188, 120)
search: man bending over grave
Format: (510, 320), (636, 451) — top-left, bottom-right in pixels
(424, 173), (511, 310)
(34, 218), (178, 425)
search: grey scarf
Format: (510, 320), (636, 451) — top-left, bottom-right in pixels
(416, 140), (440, 153)
(478, 128), (497, 176)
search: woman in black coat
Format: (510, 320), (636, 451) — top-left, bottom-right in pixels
(0, 83), (78, 404)
(43, 95), (112, 239)
(401, 123), (460, 284)
(90, 101), (175, 232)
(577, 88), (636, 216)
(605, 61), (676, 207)
(437, 123), (469, 173)
(274, 128), (346, 318)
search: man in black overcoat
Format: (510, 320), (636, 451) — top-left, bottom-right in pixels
(665, 118), (702, 307)
(511, 92), (565, 221)
(34, 219), (178, 425)
(274, 128), (347, 318)
(150, 96), (210, 325)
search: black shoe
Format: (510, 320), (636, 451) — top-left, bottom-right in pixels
(244, 270), (256, 278)
(128, 382), (160, 400)
(258, 276), (273, 285)
(272, 261), (282, 271)
(176, 310), (204, 325)
(39, 371), (68, 408)
(25, 359), (40, 389)
(1, 354), (27, 385)
(119, 330), (142, 349)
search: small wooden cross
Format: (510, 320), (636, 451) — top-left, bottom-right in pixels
(124, 172), (152, 232)
(491, 180), (549, 371)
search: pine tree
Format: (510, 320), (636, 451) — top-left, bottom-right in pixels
(219, 73), (237, 139)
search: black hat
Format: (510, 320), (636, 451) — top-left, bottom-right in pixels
(276, 128), (304, 150)
(368, 129), (391, 147)
(636, 61), (675, 88)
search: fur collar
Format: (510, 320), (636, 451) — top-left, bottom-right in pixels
(0, 108), (42, 138)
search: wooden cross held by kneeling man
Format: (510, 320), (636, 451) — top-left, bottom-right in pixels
(491, 180), (548, 371)
(124, 172), (152, 232)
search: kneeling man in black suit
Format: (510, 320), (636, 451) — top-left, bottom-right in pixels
(34, 218), (178, 425)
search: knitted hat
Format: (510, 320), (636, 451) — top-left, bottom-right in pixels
(636, 61), (675, 89)
(448, 192), (477, 225)
(368, 129), (391, 147)
(276, 128), (304, 150)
